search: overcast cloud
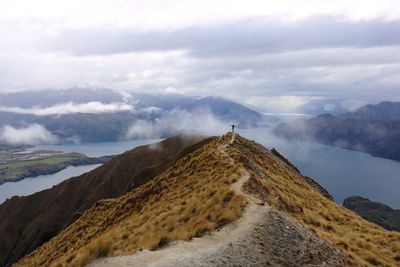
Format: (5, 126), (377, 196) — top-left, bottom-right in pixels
(0, 102), (134, 116)
(1, 0), (400, 111)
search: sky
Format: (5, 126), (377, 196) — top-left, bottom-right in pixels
(1, 0), (400, 111)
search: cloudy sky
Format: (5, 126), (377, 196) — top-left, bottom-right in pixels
(1, 0), (400, 111)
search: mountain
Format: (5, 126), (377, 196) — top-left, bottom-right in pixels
(195, 96), (270, 127)
(273, 101), (400, 162)
(0, 134), (209, 267)
(9, 134), (400, 267)
(291, 98), (350, 116)
(0, 89), (274, 144)
(342, 101), (400, 120)
(343, 196), (400, 232)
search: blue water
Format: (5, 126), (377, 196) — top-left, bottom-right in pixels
(34, 139), (161, 157)
(239, 128), (400, 208)
(0, 164), (100, 203)
(0, 139), (160, 204)
(2, 132), (400, 208)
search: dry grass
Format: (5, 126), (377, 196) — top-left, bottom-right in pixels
(16, 133), (400, 267)
(228, 134), (400, 267)
(16, 136), (247, 267)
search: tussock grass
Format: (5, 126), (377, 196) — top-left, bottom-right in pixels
(17, 133), (400, 267)
(229, 134), (400, 267)
(16, 136), (247, 267)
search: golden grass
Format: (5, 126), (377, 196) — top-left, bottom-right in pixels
(229, 134), (400, 267)
(16, 133), (400, 267)
(16, 136), (247, 267)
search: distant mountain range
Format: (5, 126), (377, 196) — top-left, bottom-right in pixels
(0, 88), (275, 144)
(274, 101), (400, 161)
(290, 98), (351, 116)
(341, 101), (400, 120)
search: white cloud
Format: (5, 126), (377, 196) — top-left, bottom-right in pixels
(0, 102), (134, 116)
(0, 124), (58, 145)
(1, 0), (400, 32)
(0, 1), (400, 105)
(243, 96), (322, 112)
(125, 107), (226, 139)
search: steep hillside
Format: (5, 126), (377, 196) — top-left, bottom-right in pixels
(344, 196), (400, 232)
(0, 134), (209, 267)
(16, 134), (400, 267)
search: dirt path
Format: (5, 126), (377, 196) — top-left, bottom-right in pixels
(89, 143), (348, 267)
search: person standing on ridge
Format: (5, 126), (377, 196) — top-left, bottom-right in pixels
(230, 124), (236, 144)
(230, 124), (235, 134)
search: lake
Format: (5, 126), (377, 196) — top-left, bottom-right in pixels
(0, 139), (160, 204)
(0, 164), (101, 203)
(33, 139), (161, 157)
(1, 131), (400, 208)
(239, 128), (400, 209)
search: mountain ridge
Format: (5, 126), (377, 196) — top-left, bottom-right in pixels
(15, 134), (400, 267)
(0, 134), (209, 267)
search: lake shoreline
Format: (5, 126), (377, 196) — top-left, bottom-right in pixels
(0, 154), (113, 185)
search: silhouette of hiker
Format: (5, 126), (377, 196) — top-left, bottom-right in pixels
(230, 124), (235, 134)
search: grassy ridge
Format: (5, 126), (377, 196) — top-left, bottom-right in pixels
(230, 135), (400, 267)
(16, 134), (400, 267)
(17, 135), (247, 267)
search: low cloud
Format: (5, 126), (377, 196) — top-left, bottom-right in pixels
(126, 107), (227, 139)
(0, 124), (58, 145)
(0, 102), (134, 116)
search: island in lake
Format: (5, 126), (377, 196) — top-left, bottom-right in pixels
(0, 148), (113, 184)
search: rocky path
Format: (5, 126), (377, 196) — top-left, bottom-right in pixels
(89, 143), (348, 267)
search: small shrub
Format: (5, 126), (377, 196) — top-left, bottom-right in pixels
(156, 237), (170, 248)
(323, 224), (335, 232)
(96, 241), (111, 258)
(122, 233), (129, 240)
(195, 227), (210, 237)
(217, 218), (231, 228)
(365, 256), (381, 266)
(305, 217), (321, 227)
(222, 191), (234, 204)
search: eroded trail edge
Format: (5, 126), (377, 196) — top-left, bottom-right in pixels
(90, 142), (268, 267)
(90, 140), (347, 267)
